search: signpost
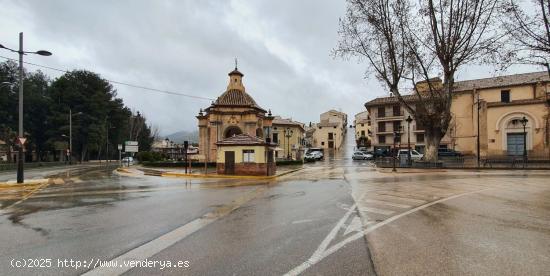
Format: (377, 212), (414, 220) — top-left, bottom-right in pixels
(124, 141), (138, 167)
(184, 141), (189, 174)
(118, 144), (123, 167)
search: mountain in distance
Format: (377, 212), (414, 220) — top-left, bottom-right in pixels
(164, 130), (199, 144)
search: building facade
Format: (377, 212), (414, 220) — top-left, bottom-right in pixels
(365, 71), (550, 157)
(312, 110), (348, 149)
(215, 134), (276, 176)
(197, 66), (274, 162)
(270, 116), (305, 160)
(354, 111), (371, 148)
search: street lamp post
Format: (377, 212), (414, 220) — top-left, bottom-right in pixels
(285, 127), (293, 160)
(520, 116), (528, 163)
(406, 115), (413, 166)
(69, 109), (82, 165)
(1, 32), (52, 183)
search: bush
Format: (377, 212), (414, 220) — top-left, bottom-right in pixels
(136, 151), (166, 162)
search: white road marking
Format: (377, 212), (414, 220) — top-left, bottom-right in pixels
(371, 194), (427, 204)
(291, 219), (315, 224)
(285, 188), (491, 276)
(343, 216), (362, 236)
(359, 207), (395, 215)
(361, 199), (412, 209)
(83, 187), (265, 276)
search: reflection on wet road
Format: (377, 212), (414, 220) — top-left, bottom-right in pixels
(1, 132), (550, 275)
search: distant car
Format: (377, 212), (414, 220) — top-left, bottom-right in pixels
(305, 151), (323, 161)
(397, 149), (424, 161)
(122, 156), (134, 165)
(352, 151), (373, 160)
(438, 148), (463, 157)
(357, 147), (369, 152)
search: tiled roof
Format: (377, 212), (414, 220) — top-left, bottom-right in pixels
(365, 71), (550, 107)
(454, 71), (549, 92)
(272, 117), (305, 130)
(228, 68), (244, 77)
(215, 89), (265, 111)
(216, 134), (270, 146)
(365, 94), (417, 107)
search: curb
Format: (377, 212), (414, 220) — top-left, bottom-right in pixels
(161, 168), (304, 180)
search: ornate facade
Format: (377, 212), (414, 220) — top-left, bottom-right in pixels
(197, 66), (273, 162)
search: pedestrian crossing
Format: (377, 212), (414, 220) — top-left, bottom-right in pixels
(354, 189), (446, 227)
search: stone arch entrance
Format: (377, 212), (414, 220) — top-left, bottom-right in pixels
(500, 114), (533, 155)
(224, 126), (242, 138)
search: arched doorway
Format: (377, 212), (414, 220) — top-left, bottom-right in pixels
(502, 116), (532, 156)
(224, 126), (242, 138)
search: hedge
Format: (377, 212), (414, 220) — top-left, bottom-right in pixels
(141, 161), (217, 168)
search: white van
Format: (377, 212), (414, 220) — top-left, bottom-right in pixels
(397, 149), (424, 161)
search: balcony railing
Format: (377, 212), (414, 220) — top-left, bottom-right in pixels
(375, 126), (403, 133)
(376, 110), (405, 118)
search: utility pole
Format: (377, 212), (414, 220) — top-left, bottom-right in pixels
(70, 108), (72, 165)
(476, 90), (481, 167)
(1, 33), (52, 183)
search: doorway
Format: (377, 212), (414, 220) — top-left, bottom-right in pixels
(507, 133), (525, 156)
(224, 151), (235, 174)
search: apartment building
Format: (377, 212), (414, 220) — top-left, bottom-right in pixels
(365, 71), (550, 157)
(312, 110), (348, 149)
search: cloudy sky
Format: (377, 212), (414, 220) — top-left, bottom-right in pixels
(0, 0), (540, 135)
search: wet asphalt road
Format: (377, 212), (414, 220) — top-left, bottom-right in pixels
(1, 133), (550, 275)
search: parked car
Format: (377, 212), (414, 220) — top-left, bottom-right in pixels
(305, 151), (323, 161)
(373, 148), (391, 158)
(352, 151), (373, 160)
(438, 148), (463, 157)
(397, 149), (424, 161)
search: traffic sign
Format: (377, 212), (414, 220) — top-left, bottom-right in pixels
(118, 144), (123, 150)
(17, 137), (27, 145)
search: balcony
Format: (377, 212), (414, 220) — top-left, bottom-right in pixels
(413, 125), (425, 132)
(375, 126), (403, 134)
(375, 110), (405, 121)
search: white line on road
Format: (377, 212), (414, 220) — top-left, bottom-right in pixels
(361, 199), (412, 209)
(371, 194), (427, 204)
(358, 207), (395, 216)
(284, 188), (492, 276)
(82, 187), (266, 276)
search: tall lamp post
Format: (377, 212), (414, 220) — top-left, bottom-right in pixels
(69, 109), (82, 165)
(406, 116), (413, 166)
(392, 126), (402, 172)
(284, 127), (293, 160)
(520, 116), (528, 162)
(1, 33), (52, 183)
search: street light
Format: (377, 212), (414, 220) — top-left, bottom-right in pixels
(392, 126), (402, 172)
(520, 116), (528, 162)
(69, 109), (83, 165)
(1, 33), (52, 183)
(284, 127), (293, 160)
(406, 115), (413, 166)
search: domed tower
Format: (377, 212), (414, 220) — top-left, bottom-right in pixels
(197, 64), (274, 162)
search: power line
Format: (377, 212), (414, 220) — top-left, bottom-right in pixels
(0, 55), (215, 101)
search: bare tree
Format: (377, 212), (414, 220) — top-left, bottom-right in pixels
(336, 0), (503, 162)
(502, 0), (550, 74)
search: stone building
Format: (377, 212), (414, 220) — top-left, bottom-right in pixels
(354, 111), (371, 148)
(270, 116), (305, 160)
(365, 71), (550, 157)
(216, 134), (276, 176)
(312, 110), (348, 149)
(197, 66), (274, 162)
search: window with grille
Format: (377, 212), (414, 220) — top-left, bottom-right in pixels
(243, 150), (255, 162)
